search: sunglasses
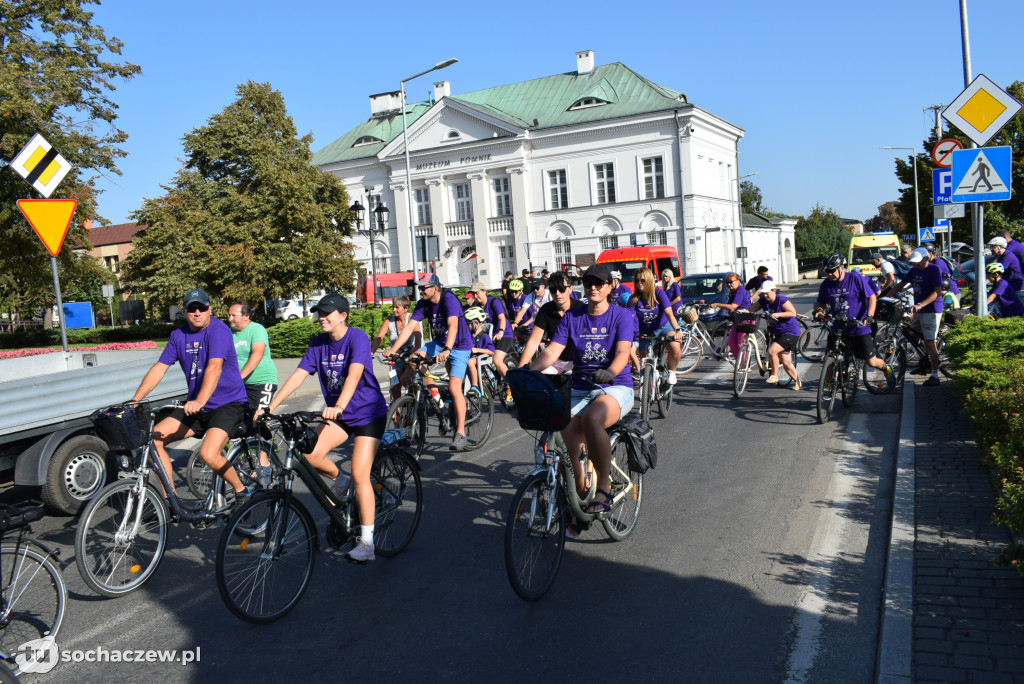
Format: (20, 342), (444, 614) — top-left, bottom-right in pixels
(418, 285), (434, 293)
(635, 278), (646, 283)
(186, 304), (209, 313)
(550, 284), (570, 294)
(825, 267), (839, 275)
(582, 279), (608, 289)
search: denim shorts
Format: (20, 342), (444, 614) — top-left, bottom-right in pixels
(570, 385), (634, 419)
(638, 323), (675, 354)
(421, 340), (471, 380)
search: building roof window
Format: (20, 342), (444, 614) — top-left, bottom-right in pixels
(568, 97), (609, 111)
(353, 135), (384, 147)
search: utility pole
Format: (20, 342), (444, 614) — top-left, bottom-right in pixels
(924, 104), (944, 140)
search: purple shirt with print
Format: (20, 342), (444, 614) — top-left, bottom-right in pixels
(900, 263), (944, 313)
(484, 297), (513, 337)
(552, 305), (634, 390)
(817, 271), (875, 336)
(412, 291), (472, 351)
(158, 318), (247, 410)
(298, 328), (387, 426)
(635, 287), (673, 335)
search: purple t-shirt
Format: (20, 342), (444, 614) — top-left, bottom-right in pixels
(472, 332), (495, 353)
(504, 294), (525, 320)
(412, 291), (472, 351)
(900, 263), (944, 314)
(990, 279), (1024, 317)
(610, 284), (632, 307)
(634, 288), (673, 335)
(552, 305), (634, 390)
(817, 271), (875, 336)
(1007, 239), (1024, 268)
(661, 280), (682, 303)
(728, 286), (751, 309)
(998, 251), (1024, 292)
(158, 318), (247, 410)
(297, 328), (387, 426)
(758, 294), (801, 337)
(932, 257), (960, 295)
(484, 297), (513, 337)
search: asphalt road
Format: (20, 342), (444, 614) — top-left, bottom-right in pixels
(9, 282), (902, 683)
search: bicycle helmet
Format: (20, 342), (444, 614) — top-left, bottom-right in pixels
(610, 270), (622, 282)
(823, 253), (845, 271)
(508, 279), (524, 292)
(940, 274), (952, 290)
(619, 291), (632, 306)
(465, 306), (487, 323)
(987, 262), (1005, 275)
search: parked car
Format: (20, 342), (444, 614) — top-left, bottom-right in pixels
(275, 298), (320, 320)
(676, 272), (732, 322)
(950, 242), (974, 263)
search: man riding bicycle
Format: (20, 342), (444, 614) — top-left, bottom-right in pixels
(228, 300), (278, 486)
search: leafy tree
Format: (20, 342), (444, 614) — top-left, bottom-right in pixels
(740, 180), (763, 214)
(0, 0), (140, 323)
(794, 204), (852, 259)
(121, 82), (361, 314)
(864, 201), (906, 234)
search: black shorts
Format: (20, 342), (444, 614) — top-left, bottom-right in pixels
(771, 333), (800, 354)
(493, 336), (514, 353)
(244, 384), (277, 411)
(326, 414), (387, 440)
(845, 333), (875, 360)
(169, 402), (246, 440)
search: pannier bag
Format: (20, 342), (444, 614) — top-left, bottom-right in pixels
(90, 404), (147, 452)
(617, 416), (658, 474)
(732, 312), (759, 334)
(505, 369), (573, 432)
(874, 297), (902, 324)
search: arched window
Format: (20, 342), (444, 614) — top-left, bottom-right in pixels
(353, 135), (383, 147)
(568, 97), (609, 111)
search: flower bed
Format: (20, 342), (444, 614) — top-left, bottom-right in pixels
(0, 341), (159, 360)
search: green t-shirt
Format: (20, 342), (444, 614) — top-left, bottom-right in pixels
(232, 322), (278, 385)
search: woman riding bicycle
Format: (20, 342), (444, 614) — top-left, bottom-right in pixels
(747, 280), (802, 389)
(530, 264), (634, 535)
(629, 267), (684, 385)
(371, 295), (422, 401)
(707, 273), (750, 358)
(260, 294), (388, 563)
(519, 271), (584, 375)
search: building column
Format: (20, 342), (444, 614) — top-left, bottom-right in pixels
(676, 117), (695, 276)
(468, 172), (489, 283)
(426, 178), (448, 276)
(391, 181), (414, 272)
(507, 166), (530, 276)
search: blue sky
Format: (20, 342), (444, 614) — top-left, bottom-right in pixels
(85, 0), (1021, 226)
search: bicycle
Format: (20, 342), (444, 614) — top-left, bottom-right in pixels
(674, 303), (732, 374)
(636, 332), (676, 419)
(383, 351), (494, 459)
(733, 312), (797, 396)
(76, 401), (260, 598)
(185, 422), (284, 498)
(815, 314), (863, 424)
(0, 503), (66, 676)
(797, 313), (829, 362)
(862, 297), (909, 395)
(503, 371), (642, 601)
(215, 413), (422, 623)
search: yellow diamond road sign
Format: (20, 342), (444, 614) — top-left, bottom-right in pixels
(942, 74), (1022, 147)
(9, 133), (72, 198)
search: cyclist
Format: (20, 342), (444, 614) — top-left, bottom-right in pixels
(884, 247), (944, 386)
(371, 295), (422, 401)
(708, 273), (750, 359)
(745, 266), (772, 296)
(519, 271), (584, 374)
(515, 278), (548, 327)
(610, 270), (631, 306)
(530, 264), (634, 536)
(468, 283), (513, 383)
(986, 263), (1024, 318)
(871, 252), (897, 293)
(988, 236), (1024, 297)
(228, 300), (278, 486)
(747, 281), (802, 389)
(660, 269), (682, 309)
(464, 306), (495, 395)
(815, 254), (893, 389)
(261, 294), (387, 563)
(130, 288), (250, 509)
(998, 230), (1024, 267)
(630, 267), (684, 385)
(387, 274), (473, 451)
(504, 278), (526, 328)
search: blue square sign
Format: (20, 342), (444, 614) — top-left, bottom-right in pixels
(951, 146), (1012, 202)
(933, 168), (952, 205)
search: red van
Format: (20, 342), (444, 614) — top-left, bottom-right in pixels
(595, 246), (680, 292)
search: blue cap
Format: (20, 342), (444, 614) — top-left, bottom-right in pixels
(182, 289), (210, 307)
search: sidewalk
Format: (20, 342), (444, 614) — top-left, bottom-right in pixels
(880, 376), (1024, 682)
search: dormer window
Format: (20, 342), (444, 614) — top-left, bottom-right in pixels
(568, 97), (609, 111)
(353, 135), (383, 147)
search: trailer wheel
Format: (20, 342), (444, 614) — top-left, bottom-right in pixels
(42, 435), (110, 515)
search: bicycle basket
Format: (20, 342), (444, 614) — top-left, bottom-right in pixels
(875, 297), (902, 323)
(680, 306), (699, 325)
(505, 369), (573, 432)
(732, 312), (759, 334)
(90, 404), (148, 452)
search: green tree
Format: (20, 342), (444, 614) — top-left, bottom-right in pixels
(121, 82), (361, 313)
(864, 201), (906, 234)
(794, 204), (852, 259)
(740, 180), (763, 214)
(0, 0), (140, 323)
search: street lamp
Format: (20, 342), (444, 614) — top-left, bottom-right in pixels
(350, 199), (389, 306)
(733, 171), (759, 280)
(401, 58), (458, 275)
(880, 146), (921, 246)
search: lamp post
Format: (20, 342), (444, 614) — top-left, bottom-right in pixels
(401, 58), (458, 275)
(733, 171), (759, 281)
(880, 146), (921, 246)
(350, 199), (390, 306)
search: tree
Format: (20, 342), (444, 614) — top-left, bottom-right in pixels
(740, 180), (763, 214)
(864, 201), (906, 234)
(121, 82), (361, 313)
(794, 204), (851, 259)
(0, 0), (140, 322)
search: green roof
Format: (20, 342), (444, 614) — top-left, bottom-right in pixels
(313, 63), (688, 166)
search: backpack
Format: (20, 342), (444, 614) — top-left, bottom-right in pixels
(616, 416), (658, 474)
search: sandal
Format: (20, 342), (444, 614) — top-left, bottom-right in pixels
(567, 518), (590, 539)
(766, 375), (779, 384)
(585, 488), (613, 515)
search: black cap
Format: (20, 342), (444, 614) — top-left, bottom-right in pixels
(582, 263), (612, 284)
(311, 293), (349, 315)
(182, 289), (210, 308)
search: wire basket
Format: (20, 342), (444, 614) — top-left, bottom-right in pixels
(680, 306), (699, 325)
(505, 369), (573, 432)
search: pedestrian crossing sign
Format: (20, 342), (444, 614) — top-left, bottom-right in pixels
(951, 146), (1012, 202)
(919, 228), (936, 242)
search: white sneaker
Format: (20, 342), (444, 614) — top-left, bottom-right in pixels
(666, 371), (677, 385)
(347, 536), (375, 562)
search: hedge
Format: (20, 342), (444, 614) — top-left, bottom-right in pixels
(0, 323), (178, 350)
(266, 306), (395, 358)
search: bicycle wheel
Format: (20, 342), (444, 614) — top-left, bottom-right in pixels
(842, 356), (860, 407)
(216, 491), (316, 624)
(733, 339), (752, 397)
(187, 439), (264, 498)
(816, 357), (839, 424)
(676, 328), (702, 375)
(864, 339), (906, 395)
(504, 473), (568, 601)
(385, 394), (426, 459)
(639, 365), (653, 420)
(0, 543), (66, 671)
(75, 479), (169, 597)
(657, 367), (673, 418)
(371, 450), (423, 557)
(709, 320), (734, 365)
(464, 385), (494, 449)
(800, 322), (829, 362)
(602, 431), (643, 540)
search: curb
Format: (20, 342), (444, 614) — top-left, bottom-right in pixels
(876, 381), (915, 683)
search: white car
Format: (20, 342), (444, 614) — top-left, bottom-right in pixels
(275, 298), (320, 320)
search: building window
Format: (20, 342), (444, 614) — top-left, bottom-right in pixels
(594, 163), (616, 204)
(414, 188), (431, 226)
(649, 231), (668, 246)
(499, 245), (516, 275)
(453, 183), (473, 222)
(103, 255), (119, 273)
(568, 97), (609, 111)
(493, 177), (512, 216)
(353, 135), (383, 147)
(548, 169), (568, 209)
(642, 157), (665, 199)
(600, 235), (619, 250)
(553, 239), (572, 269)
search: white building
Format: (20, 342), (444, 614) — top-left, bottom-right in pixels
(314, 51), (795, 287)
